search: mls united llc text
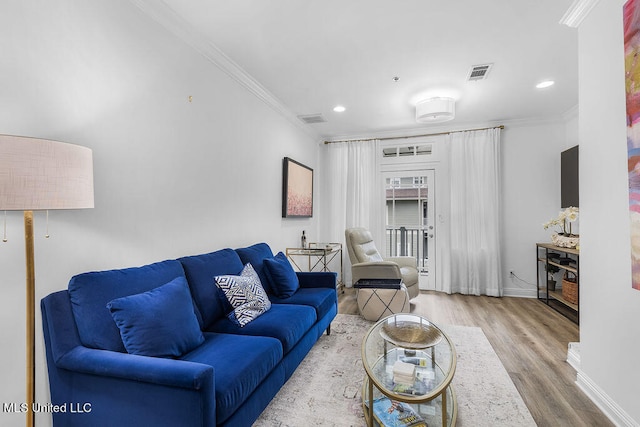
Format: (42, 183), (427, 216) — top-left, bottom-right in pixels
(3, 402), (92, 413)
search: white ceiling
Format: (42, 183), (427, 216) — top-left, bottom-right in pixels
(142, 0), (578, 140)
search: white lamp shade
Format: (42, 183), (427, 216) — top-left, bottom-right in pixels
(0, 135), (94, 210)
(416, 97), (455, 123)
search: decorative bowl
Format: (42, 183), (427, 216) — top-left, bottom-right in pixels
(380, 321), (443, 349)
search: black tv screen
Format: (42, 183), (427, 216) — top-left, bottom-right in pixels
(561, 145), (579, 208)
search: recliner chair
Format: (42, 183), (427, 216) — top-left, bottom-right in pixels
(345, 227), (420, 299)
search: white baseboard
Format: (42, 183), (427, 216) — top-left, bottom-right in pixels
(575, 369), (639, 427)
(566, 341), (581, 370)
(502, 287), (537, 298)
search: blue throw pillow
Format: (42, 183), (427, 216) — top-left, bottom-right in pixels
(106, 276), (204, 358)
(215, 263), (271, 327)
(263, 251), (300, 298)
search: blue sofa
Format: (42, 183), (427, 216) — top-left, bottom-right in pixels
(41, 243), (337, 426)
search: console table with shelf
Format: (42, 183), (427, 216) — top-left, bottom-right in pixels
(286, 243), (344, 292)
(536, 243), (579, 323)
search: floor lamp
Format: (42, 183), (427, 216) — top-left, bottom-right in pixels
(0, 135), (94, 427)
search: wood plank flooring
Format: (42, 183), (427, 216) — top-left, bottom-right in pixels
(338, 288), (613, 427)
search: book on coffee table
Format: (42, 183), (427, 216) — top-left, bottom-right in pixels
(370, 396), (427, 427)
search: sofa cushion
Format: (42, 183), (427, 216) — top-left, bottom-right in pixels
(107, 277), (204, 357)
(68, 259), (187, 352)
(263, 251), (300, 298)
(215, 263), (271, 327)
(269, 287), (336, 320)
(235, 243), (274, 293)
(207, 303), (316, 354)
(181, 332), (283, 424)
(178, 249), (244, 329)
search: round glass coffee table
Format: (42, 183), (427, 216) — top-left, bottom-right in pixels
(361, 313), (457, 427)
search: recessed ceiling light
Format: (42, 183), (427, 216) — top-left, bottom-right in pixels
(333, 105), (346, 113)
(536, 80), (555, 89)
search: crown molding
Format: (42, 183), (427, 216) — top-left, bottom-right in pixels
(560, 0), (601, 28)
(128, 0), (321, 143)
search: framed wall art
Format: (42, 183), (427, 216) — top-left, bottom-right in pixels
(282, 157), (313, 218)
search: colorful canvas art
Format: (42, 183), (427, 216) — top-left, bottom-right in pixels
(624, 0), (640, 289)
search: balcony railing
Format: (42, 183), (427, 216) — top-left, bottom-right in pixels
(385, 226), (428, 271)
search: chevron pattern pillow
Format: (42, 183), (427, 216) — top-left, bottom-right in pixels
(215, 263), (271, 327)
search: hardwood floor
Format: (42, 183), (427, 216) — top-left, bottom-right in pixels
(338, 288), (613, 427)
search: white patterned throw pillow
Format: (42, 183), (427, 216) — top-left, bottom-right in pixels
(215, 263), (271, 327)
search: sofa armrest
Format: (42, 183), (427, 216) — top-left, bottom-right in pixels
(351, 261), (402, 283)
(42, 290), (216, 426)
(384, 256), (417, 269)
(296, 271), (337, 289)
(57, 346), (213, 390)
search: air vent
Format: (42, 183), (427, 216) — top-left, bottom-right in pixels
(468, 64), (493, 81)
(298, 114), (327, 124)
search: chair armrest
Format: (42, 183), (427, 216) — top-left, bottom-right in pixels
(296, 271), (337, 289)
(351, 261), (402, 283)
(57, 346), (213, 390)
(384, 256), (417, 269)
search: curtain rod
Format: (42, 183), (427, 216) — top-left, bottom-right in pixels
(323, 125), (505, 144)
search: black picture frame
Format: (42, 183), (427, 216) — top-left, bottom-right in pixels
(282, 157), (313, 218)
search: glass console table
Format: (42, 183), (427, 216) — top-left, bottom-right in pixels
(285, 242), (343, 292)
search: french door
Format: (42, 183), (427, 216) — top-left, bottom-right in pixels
(383, 169), (435, 290)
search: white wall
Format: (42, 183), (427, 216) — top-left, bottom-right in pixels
(565, 105), (580, 149)
(501, 121), (568, 297)
(578, 0), (640, 424)
(0, 1), (320, 425)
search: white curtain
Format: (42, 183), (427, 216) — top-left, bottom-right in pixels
(446, 128), (502, 296)
(325, 140), (384, 286)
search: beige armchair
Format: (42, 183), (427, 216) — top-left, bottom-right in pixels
(345, 227), (419, 299)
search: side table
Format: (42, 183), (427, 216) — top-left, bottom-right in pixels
(354, 279), (410, 321)
(285, 242), (344, 292)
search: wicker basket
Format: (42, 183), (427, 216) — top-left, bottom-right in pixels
(562, 272), (578, 304)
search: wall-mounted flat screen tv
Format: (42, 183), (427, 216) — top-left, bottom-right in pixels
(561, 145), (579, 208)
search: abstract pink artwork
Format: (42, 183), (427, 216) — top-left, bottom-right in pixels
(282, 157), (313, 218)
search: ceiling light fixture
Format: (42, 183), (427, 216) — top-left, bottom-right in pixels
(415, 97), (455, 123)
(333, 105), (346, 113)
(536, 80), (555, 89)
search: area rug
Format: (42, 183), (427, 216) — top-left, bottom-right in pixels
(254, 314), (536, 426)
